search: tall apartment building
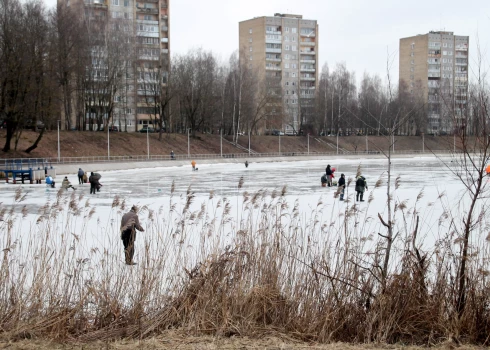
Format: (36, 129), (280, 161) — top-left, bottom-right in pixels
(59, 0), (170, 131)
(239, 14), (319, 135)
(400, 31), (469, 134)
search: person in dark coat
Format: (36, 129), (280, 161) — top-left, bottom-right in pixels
(325, 164), (333, 187)
(355, 175), (368, 202)
(120, 205), (145, 265)
(170, 150), (175, 160)
(321, 174), (328, 187)
(77, 168), (84, 184)
(245, 160), (249, 168)
(89, 172), (100, 194)
(338, 173), (346, 201)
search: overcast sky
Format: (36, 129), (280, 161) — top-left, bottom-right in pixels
(45, 0), (490, 85)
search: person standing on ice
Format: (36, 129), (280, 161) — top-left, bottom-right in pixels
(355, 175), (368, 202)
(338, 173), (346, 201)
(325, 164), (333, 187)
(120, 205), (144, 265)
(89, 172), (100, 194)
(191, 160), (197, 171)
(77, 168), (84, 184)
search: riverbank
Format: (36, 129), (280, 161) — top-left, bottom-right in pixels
(0, 130), (459, 161)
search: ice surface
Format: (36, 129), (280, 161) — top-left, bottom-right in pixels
(1, 156), (489, 268)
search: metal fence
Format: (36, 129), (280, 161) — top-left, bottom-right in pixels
(0, 150), (457, 167)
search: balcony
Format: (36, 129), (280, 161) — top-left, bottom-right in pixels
(301, 86), (316, 90)
(266, 37), (282, 44)
(160, 15), (168, 20)
(161, 3), (168, 8)
(161, 26), (168, 31)
(455, 62), (467, 66)
(137, 19), (158, 25)
(300, 50), (315, 55)
(137, 31), (159, 38)
(161, 37), (168, 43)
(140, 0), (159, 2)
(266, 57), (281, 62)
(138, 55), (159, 61)
(84, 0), (107, 7)
(300, 68), (315, 72)
(266, 66), (281, 71)
(266, 30), (282, 35)
(300, 41), (315, 46)
(266, 48), (281, 53)
(300, 95), (315, 99)
(300, 59), (315, 64)
(161, 49), (169, 54)
(300, 31), (316, 37)
(136, 7), (158, 14)
(300, 76), (315, 81)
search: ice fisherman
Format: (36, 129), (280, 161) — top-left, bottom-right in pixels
(120, 205), (145, 265)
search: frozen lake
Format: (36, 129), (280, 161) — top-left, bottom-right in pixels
(1, 155), (489, 268)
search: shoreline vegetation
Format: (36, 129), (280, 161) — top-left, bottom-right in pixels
(1, 167), (490, 348)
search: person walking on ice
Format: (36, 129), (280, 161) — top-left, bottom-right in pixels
(120, 205), (145, 265)
(355, 174), (368, 202)
(191, 160), (197, 171)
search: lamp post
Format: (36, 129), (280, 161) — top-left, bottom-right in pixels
(248, 131), (251, 155)
(220, 129), (223, 157)
(280, 131), (283, 155)
(57, 120), (60, 162)
(187, 128), (190, 157)
(307, 133), (310, 155)
(107, 126), (110, 160)
(422, 132), (425, 153)
(146, 126), (149, 160)
(365, 133), (368, 154)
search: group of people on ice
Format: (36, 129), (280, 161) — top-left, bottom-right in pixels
(45, 168), (102, 194)
(321, 164), (368, 202)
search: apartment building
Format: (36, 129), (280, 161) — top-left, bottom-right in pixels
(239, 13), (319, 135)
(59, 0), (170, 131)
(400, 31), (469, 134)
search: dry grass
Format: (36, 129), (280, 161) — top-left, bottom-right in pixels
(0, 176), (490, 348)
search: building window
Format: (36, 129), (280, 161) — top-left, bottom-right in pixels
(292, 63), (297, 68)
(411, 43), (415, 49)
(410, 52), (414, 57)
(285, 63), (289, 68)
(249, 55), (252, 60)
(284, 36), (289, 41)
(285, 54), (289, 59)
(124, 0), (129, 5)
(285, 27), (289, 32)
(292, 72), (296, 77)
(292, 36), (296, 42)
(443, 43), (447, 47)
(410, 67), (414, 72)
(292, 27), (297, 33)
(285, 45), (289, 51)
(410, 75), (414, 80)
(112, 0), (119, 5)
(249, 28), (252, 34)
(249, 38), (252, 43)
(411, 60), (414, 65)
(249, 46), (252, 52)
(292, 45), (297, 51)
